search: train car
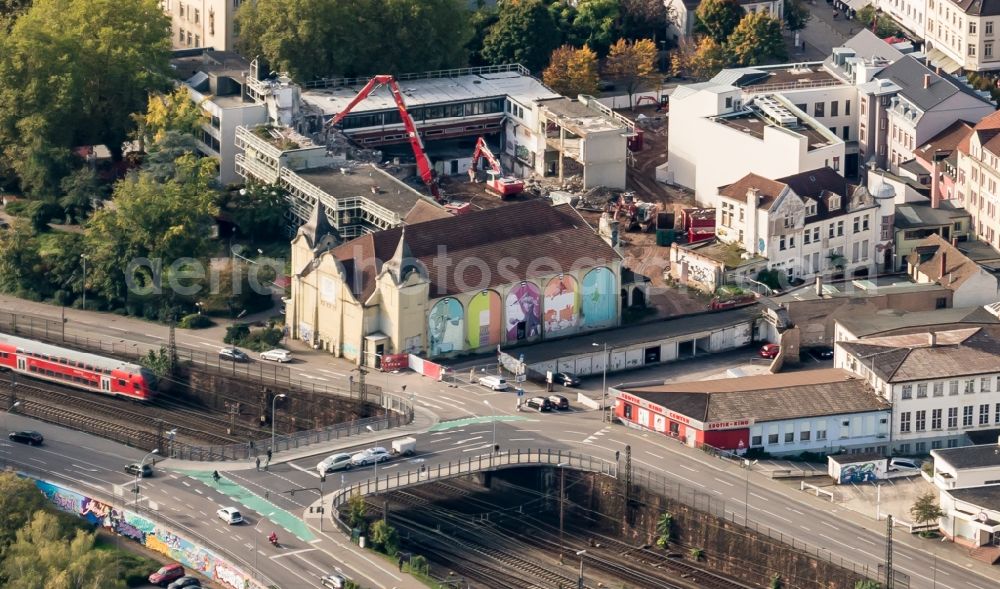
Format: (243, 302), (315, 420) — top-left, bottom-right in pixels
(0, 333), (156, 401)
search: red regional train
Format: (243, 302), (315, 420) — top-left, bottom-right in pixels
(0, 333), (157, 401)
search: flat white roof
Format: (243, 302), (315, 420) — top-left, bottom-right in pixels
(301, 71), (560, 117)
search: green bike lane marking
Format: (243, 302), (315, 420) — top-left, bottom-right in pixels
(175, 470), (316, 542)
(428, 415), (527, 431)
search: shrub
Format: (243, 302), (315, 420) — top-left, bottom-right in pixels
(689, 547), (704, 561)
(224, 323), (251, 344)
(178, 313), (214, 329)
(370, 520), (399, 555)
(4, 200), (30, 217)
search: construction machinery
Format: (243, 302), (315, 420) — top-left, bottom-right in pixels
(468, 136), (524, 197)
(610, 192), (658, 232)
(327, 75), (441, 200)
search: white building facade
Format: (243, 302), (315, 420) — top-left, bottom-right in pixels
(926, 0), (1000, 73)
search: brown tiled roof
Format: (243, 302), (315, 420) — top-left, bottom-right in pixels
(718, 173), (787, 210)
(622, 369), (888, 423)
(915, 120), (975, 162)
(907, 233), (984, 292)
(326, 200), (620, 300)
(403, 199), (451, 225)
(777, 167), (854, 222)
(838, 327), (1000, 382)
(966, 110), (1000, 158)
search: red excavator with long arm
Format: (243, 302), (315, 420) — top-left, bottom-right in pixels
(468, 136), (523, 197)
(327, 75), (441, 200)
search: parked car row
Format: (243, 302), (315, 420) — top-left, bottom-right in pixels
(149, 563), (199, 589)
(477, 371), (582, 391)
(525, 395), (570, 412)
(218, 347), (294, 363)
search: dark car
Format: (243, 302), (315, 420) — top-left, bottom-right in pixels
(554, 372), (580, 387)
(547, 395), (570, 410)
(125, 463), (154, 478)
(806, 346), (835, 361)
(526, 397), (553, 412)
(8, 431), (43, 446)
(166, 575), (201, 589)
(149, 564), (184, 586)
(219, 347), (249, 363)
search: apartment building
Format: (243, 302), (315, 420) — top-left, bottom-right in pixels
(665, 0), (784, 41)
(957, 110), (1000, 249)
(874, 0), (927, 38)
(715, 167), (887, 279)
(163, 0), (237, 51)
(908, 233), (1000, 307)
(837, 327), (1000, 452)
(926, 0), (1000, 73)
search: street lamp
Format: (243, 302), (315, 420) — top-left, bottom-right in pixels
(365, 425), (380, 491)
(165, 429), (177, 459)
(592, 343), (608, 422)
(270, 394), (286, 455)
(575, 549), (587, 587)
(743, 458), (758, 523)
(80, 254), (88, 311)
(483, 400), (497, 467)
(134, 449), (159, 508)
(557, 462), (569, 561)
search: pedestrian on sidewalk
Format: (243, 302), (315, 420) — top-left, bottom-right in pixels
(255, 457), (261, 471)
(264, 456), (270, 471)
(267, 448), (273, 462)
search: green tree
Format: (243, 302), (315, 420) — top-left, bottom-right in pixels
(236, 0), (472, 81)
(226, 181), (290, 243)
(134, 87), (207, 151)
(621, 0), (668, 41)
(142, 131), (205, 183)
(695, 0), (744, 43)
(573, 0), (621, 55)
(0, 0), (30, 31)
(1, 510), (126, 589)
(59, 168), (102, 224)
(26, 200), (64, 232)
(784, 0), (812, 32)
(0, 219), (45, 296)
(727, 12), (787, 66)
(0, 472), (47, 549)
(482, 0), (561, 72)
(605, 38), (658, 109)
(369, 519), (399, 555)
(910, 492), (944, 528)
(856, 5), (899, 37)
(347, 495), (367, 531)
(655, 511), (673, 547)
(466, 7), (499, 66)
(855, 581), (882, 589)
(543, 45), (600, 97)
(0, 0), (171, 195)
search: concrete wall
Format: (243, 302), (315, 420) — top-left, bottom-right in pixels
(580, 129), (627, 189)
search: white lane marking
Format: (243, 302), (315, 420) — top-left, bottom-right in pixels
(819, 533), (854, 551)
(182, 481), (191, 487)
(300, 373), (329, 381)
(564, 431), (587, 435)
(713, 477), (735, 487)
(144, 333), (163, 339)
(462, 444), (493, 453)
(678, 464), (697, 472)
(712, 490), (724, 495)
(516, 429), (540, 432)
(821, 521), (840, 530)
(28, 458), (46, 465)
(452, 436), (483, 445)
(800, 526), (811, 531)
(509, 438), (535, 441)
(318, 369), (346, 377)
(755, 507), (792, 523)
(856, 536), (877, 546)
(644, 451), (664, 459)
(749, 492), (768, 501)
(294, 554), (329, 574)
(198, 342), (218, 348)
(270, 548), (319, 559)
(71, 464), (99, 472)
(289, 462), (320, 478)
(787, 507), (804, 515)
(428, 437), (453, 444)
(308, 538), (322, 544)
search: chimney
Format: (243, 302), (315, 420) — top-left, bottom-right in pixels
(747, 187), (760, 208)
(939, 252), (947, 278)
(951, 237), (958, 247)
(923, 73), (931, 89)
(815, 275), (823, 296)
(928, 331), (937, 347)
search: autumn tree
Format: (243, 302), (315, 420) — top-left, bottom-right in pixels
(727, 12), (787, 65)
(605, 38), (658, 109)
(237, 0), (472, 81)
(695, 0), (745, 43)
(482, 0), (561, 72)
(672, 37), (730, 80)
(784, 0), (812, 32)
(133, 87), (207, 152)
(543, 45), (599, 97)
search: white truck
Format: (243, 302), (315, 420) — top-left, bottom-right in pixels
(391, 436), (416, 457)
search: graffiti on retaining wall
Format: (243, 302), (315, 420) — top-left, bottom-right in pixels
(33, 479), (265, 589)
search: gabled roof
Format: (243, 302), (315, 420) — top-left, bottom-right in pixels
(948, 0), (1000, 16)
(325, 200), (620, 300)
(907, 233), (986, 292)
(876, 56), (989, 111)
(915, 119), (975, 163)
(718, 173), (787, 210)
(838, 326), (1000, 382)
(964, 110), (1000, 159)
(620, 369), (888, 423)
(843, 29), (906, 62)
(777, 166), (847, 199)
(403, 199), (452, 225)
(297, 200), (340, 253)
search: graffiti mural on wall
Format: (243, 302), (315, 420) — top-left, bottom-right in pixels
(505, 281), (541, 342)
(839, 462), (880, 484)
(466, 290), (502, 350)
(581, 267), (616, 327)
(428, 297), (464, 356)
(543, 275), (579, 335)
(33, 478), (266, 589)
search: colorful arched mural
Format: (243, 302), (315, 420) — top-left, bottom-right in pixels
(543, 275), (580, 335)
(581, 266), (617, 327)
(467, 290), (502, 350)
(428, 298), (464, 356)
(505, 282), (542, 342)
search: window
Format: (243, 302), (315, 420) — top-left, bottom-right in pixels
(950, 380), (959, 395)
(194, 8), (199, 23)
(996, 403), (1000, 424)
(933, 382), (944, 397)
(900, 411), (911, 432)
(853, 217), (860, 233)
(209, 8), (215, 35)
(179, 27), (184, 42)
(843, 126), (850, 140)
(768, 433), (779, 444)
(179, 2), (184, 16)
(932, 440), (943, 449)
(969, 44), (977, 57)
(751, 435), (762, 446)
(837, 220), (844, 236)
(964, 405), (974, 427)
(779, 236), (786, 251)
(800, 430), (811, 441)
(915, 410), (926, 431)
(845, 100), (851, 115)
(623, 404), (632, 419)
(971, 21), (978, 33)
(983, 377), (992, 392)
(813, 227), (820, 242)
(981, 404), (991, 425)
(784, 432), (794, 443)
(988, 42), (995, 57)
(989, 21), (995, 35)
(932, 408), (942, 429)
(916, 442), (926, 454)
(863, 215), (870, 230)
(194, 34), (200, 47)
(965, 379), (976, 393)
(805, 202), (817, 217)
(948, 407), (958, 428)
(833, 156), (840, 172)
(726, 97), (733, 108)
(814, 102), (825, 117)
(917, 383), (928, 398)
(830, 101), (839, 117)
(901, 385), (913, 399)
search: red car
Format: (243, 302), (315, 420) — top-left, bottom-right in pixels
(149, 564), (184, 586)
(758, 344), (780, 359)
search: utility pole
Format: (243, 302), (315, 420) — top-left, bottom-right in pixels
(167, 316), (177, 373)
(624, 445), (633, 512)
(559, 465), (566, 562)
(884, 514), (894, 589)
(225, 402), (241, 435)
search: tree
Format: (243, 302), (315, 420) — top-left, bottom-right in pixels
(0, 473), (47, 549)
(910, 492), (944, 529)
(0, 0), (171, 195)
(236, 0), (472, 81)
(346, 495), (367, 531)
(727, 12), (787, 66)
(134, 87), (207, 151)
(671, 37), (730, 79)
(142, 131), (205, 183)
(1, 510), (126, 589)
(695, 0), (744, 43)
(0, 219), (44, 296)
(226, 181), (290, 243)
(784, 0), (812, 32)
(369, 519), (399, 555)
(573, 0), (621, 55)
(605, 38), (658, 109)
(856, 5), (900, 38)
(855, 581), (882, 589)
(466, 7), (499, 66)
(543, 45), (599, 97)
(482, 0), (561, 72)
(58, 168), (102, 224)
(621, 0), (668, 41)
(655, 511), (673, 547)
(0, 0), (30, 31)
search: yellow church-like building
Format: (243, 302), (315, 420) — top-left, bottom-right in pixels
(288, 199), (623, 366)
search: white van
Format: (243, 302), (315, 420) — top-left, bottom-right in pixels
(478, 375), (508, 391)
(889, 457), (922, 470)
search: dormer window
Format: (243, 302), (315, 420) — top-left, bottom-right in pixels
(828, 195), (842, 210)
(805, 201), (817, 217)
